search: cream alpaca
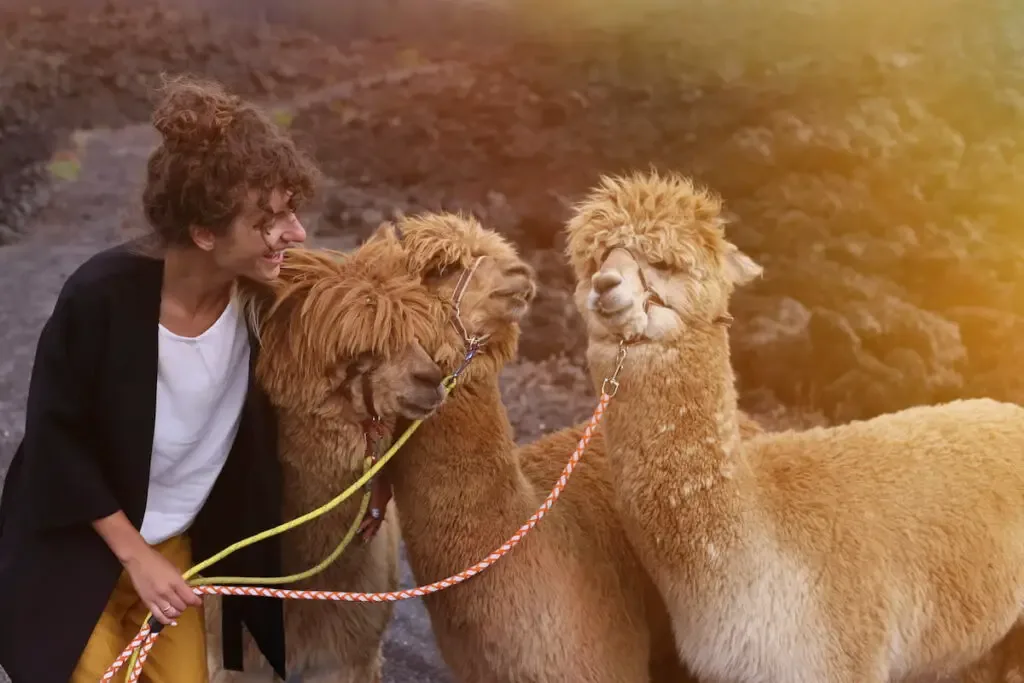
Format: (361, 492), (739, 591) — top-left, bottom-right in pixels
(205, 243), (450, 683)
(566, 170), (1024, 683)
(371, 212), (697, 683)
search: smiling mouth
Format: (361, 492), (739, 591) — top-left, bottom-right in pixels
(263, 250), (284, 264)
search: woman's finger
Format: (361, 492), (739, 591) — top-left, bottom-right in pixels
(174, 581), (202, 607)
(159, 590), (188, 614)
(148, 602), (174, 625)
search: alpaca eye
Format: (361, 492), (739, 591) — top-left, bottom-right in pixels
(424, 265), (447, 282)
(352, 351), (376, 374)
(334, 352), (375, 388)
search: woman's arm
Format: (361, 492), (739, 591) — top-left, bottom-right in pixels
(93, 510), (201, 624)
(25, 277), (201, 623)
(91, 510), (150, 564)
(21, 283), (121, 529)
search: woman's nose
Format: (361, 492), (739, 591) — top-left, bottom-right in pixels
(285, 215), (307, 244)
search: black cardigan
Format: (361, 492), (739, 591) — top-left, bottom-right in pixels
(0, 242), (287, 682)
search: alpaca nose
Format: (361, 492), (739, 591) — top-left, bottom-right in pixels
(592, 270), (623, 295)
(414, 366), (444, 389)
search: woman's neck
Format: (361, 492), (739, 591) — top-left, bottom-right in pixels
(388, 371), (537, 581)
(162, 245), (234, 316)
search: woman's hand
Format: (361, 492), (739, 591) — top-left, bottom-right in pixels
(91, 510), (201, 625)
(122, 545), (202, 625)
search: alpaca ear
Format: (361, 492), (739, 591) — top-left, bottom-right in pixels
(724, 244), (763, 287)
(364, 221), (398, 247)
(351, 351), (376, 376)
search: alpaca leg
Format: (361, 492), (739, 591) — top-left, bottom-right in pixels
(204, 595), (275, 681)
(298, 650), (382, 683)
(204, 597), (223, 680)
(950, 619), (1024, 683)
(649, 656), (700, 683)
(204, 596), (245, 683)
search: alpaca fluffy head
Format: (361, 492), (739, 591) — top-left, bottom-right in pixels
(565, 170), (762, 344)
(370, 212), (538, 379)
(234, 244), (447, 422)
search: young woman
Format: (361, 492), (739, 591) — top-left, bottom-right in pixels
(0, 75), (320, 683)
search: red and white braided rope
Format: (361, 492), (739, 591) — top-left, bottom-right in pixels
(102, 390), (611, 683)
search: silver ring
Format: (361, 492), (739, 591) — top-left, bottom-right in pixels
(161, 604), (173, 613)
(370, 508), (381, 520)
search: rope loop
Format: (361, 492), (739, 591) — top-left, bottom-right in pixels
(102, 382), (618, 682)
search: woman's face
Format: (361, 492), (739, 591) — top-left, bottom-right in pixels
(204, 186), (308, 282)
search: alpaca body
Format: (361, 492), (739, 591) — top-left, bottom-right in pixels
(207, 412), (399, 683)
(378, 207), (755, 682)
(566, 170), (1024, 683)
(517, 423), (696, 681)
(517, 408), (767, 681)
(590, 315), (1024, 683)
(388, 378), (689, 683)
(200, 236), (465, 682)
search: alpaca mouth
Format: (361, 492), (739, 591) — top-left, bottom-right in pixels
(592, 295), (631, 317)
(506, 298), (529, 320)
(498, 290), (532, 318)
(397, 394), (444, 419)
(496, 285), (534, 300)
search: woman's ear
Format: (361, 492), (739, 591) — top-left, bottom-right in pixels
(189, 223), (217, 252)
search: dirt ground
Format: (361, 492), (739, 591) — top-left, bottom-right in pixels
(3, 1), (1022, 681)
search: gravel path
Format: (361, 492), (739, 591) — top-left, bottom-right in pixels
(0, 73), (455, 683)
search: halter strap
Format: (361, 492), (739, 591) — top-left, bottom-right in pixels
(449, 255), (488, 344)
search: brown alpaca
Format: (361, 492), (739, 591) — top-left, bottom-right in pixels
(364, 212), (694, 683)
(565, 170), (1024, 683)
(204, 243), (450, 683)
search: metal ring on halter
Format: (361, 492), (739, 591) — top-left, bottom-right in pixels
(452, 340), (481, 379)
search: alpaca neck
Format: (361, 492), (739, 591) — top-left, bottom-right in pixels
(276, 408), (368, 510)
(593, 329), (746, 548)
(388, 373), (538, 582)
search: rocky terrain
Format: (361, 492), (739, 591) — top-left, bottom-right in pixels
(287, 0), (1024, 426)
(1, 0), (1022, 680)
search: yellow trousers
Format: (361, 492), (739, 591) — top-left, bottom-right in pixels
(71, 533), (208, 683)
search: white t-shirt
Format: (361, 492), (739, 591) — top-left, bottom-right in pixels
(139, 299), (251, 545)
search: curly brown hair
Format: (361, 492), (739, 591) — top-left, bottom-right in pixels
(141, 73), (320, 248)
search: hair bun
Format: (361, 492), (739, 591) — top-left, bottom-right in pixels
(151, 74), (241, 155)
